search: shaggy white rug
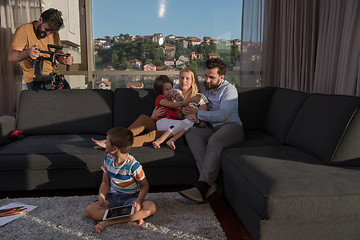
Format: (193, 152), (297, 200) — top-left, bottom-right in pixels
(0, 192), (226, 240)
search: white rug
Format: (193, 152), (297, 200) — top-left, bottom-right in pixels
(0, 192), (226, 240)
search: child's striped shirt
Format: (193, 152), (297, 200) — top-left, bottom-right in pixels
(101, 153), (145, 194)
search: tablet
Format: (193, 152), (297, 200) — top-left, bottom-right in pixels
(103, 204), (135, 220)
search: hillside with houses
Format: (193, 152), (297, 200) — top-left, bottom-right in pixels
(94, 33), (262, 90)
(94, 33), (261, 72)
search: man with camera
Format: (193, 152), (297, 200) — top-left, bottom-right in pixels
(8, 8), (73, 90)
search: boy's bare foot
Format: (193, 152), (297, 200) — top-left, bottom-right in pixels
(166, 140), (176, 150)
(152, 140), (161, 149)
(138, 218), (145, 226)
(91, 138), (106, 150)
(95, 220), (110, 234)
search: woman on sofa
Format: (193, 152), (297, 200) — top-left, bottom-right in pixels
(92, 68), (207, 148)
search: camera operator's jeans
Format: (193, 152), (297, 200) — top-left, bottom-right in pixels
(26, 80), (71, 90)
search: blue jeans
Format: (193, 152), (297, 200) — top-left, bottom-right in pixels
(105, 192), (138, 208)
(26, 79), (71, 90)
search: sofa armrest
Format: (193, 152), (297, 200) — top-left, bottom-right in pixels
(0, 115), (16, 145)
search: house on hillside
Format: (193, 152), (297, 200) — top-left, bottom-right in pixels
(191, 51), (198, 59)
(167, 35), (176, 40)
(156, 66), (176, 71)
(233, 39), (242, 50)
(176, 59), (186, 68)
(144, 64), (156, 71)
(203, 36), (212, 44)
(164, 57), (175, 66)
(191, 52), (204, 60)
(95, 38), (106, 47)
(211, 39), (219, 45)
(93, 39), (101, 47)
(209, 53), (219, 59)
(127, 36), (137, 42)
(135, 36), (146, 43)
(129, 59), (142, 69)
(178, 55), (189, 63)
(126, 81), (144, 89)
(175, 36), (185, 41)
(176, 37), (189, 48)
(152, 33), (164, 45)
(96, 81), (111, 90)
(188, 37), (202, 46)
(164, 43), (176, 57)
(103, 65), (115, 71)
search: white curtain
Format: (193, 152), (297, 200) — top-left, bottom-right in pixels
(0, 0), (41, 116)
(262, 0), (360, 96)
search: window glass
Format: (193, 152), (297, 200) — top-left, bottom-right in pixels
(92, 0), (262, 89)
(94, 75), (180, 91)
(41, 0), (86, 88)
(63, 75), (87, 89)
(42, 0), (81, 64)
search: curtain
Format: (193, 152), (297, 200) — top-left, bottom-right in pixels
(262, 0), (360, 96)
(332, 0), (360, 95)
(239, 0), (264, 88)
(0, 0), (41, 116)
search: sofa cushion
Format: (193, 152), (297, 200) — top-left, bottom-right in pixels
(0, 134), (106, 171)
(285, 94), (360, 163)
(221, 146), (360, 222)
(0, 134), (107, 191)
(113, 88), (157, 128)
(238, 130), (281, 147)
(130, 145), (198, 186)
(238, 87), (276, 131)
(16, 90), (113, 135)
(331, 108), (360, 166)
(262, 88), (309, 143)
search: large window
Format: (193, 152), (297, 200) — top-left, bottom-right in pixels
(91, 0), (263, 89)
(4, 0), (263, 91)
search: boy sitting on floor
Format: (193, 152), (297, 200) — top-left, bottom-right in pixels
(84, 127), (156, 234)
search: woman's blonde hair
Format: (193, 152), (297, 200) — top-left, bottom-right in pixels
(179, 67), (199, 98)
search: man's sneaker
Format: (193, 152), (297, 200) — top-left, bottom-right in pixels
(179, 187), (206, 203)
(179, 183), (217, 203)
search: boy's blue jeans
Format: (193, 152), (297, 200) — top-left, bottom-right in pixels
(105, 192), (138, 208)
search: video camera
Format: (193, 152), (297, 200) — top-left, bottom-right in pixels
(32, 44), (70, 89)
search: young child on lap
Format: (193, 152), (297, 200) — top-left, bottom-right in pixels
(151, 75), (202, 149)
(84, 127), (156, 234)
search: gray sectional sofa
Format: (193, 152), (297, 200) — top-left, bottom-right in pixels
(1, 87), (359, 240)
(224, 87), (360, 240)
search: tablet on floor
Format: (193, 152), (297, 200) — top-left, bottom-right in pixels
(102, 204), (135, 220)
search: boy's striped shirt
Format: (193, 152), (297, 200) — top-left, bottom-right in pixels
(101, 153), (145, 194)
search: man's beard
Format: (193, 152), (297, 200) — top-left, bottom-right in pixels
(205, 80), (221, 90)
(35, 24), (47, 39)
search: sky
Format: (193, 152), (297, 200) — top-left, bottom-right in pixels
(92, 0), (243, 40)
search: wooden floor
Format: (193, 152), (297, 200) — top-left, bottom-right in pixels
(208, 193), (253, 240)
(0, 187), (253, 240)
